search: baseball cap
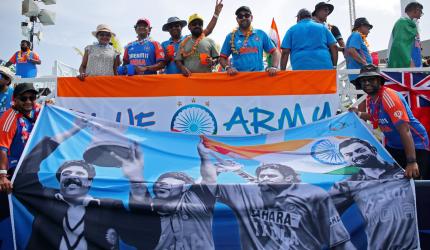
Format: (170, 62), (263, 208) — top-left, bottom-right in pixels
(135, 18), (151, 27)
(235, 6), (252, 15)
(188, 13), (204, 24)
(13, 83), (38, 97)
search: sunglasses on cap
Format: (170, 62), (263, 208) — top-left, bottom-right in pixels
(18, 95), (37, 102)
(237, 13), (251, 19)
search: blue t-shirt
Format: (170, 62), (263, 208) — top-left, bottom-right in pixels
(220, 29), (276, 72)
(346, 32), (372, 80)
(0, 85), (13, 117)
(161, 36), (185, 74)
(281, 19), (336, 70)
(9, 51), (40, 78)
(123, 39), (165, 75)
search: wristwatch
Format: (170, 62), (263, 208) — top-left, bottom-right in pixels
(406, 158), (417, 164)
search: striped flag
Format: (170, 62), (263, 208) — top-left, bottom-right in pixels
(266, 18), (281, 68)
(269, 18), (280, 49)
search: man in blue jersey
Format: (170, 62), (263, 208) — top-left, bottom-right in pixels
(219, 6), (280, 76)
(281, 9), (338, 70)
(123, 18), (165, 75)
(161, 0), (223, 74)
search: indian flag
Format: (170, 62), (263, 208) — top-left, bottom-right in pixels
(202, 136), (357, 174)
(266, 18), (281, 68)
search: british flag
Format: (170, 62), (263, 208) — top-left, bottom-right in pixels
(380, 71), (430, 135)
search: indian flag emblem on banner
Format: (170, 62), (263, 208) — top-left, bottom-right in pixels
(202, 135), (357, 174)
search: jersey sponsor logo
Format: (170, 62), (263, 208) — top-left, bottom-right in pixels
(251, 209), (301, 228)
(239, 47), (258, 54)
(377, 118), (390, 125)
(393, 110), (403, 119)
(128, 53), (149, 59)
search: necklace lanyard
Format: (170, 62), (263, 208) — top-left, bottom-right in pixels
(367, 93), (382, 129)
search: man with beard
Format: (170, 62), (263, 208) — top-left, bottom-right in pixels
(10, 118), (161, 250)
(349, 64), (429, 179)
(122, 141), (217, 250)
(219, 6), (280, 76)
(312, 2), (345, 51)
(0, 66), (14, 117)
(175, 14), (220, 76)
(199, 141), (352, 250)
(329, 137), (419, 249)
(281, 9), (337, 70)
(123, 18), (165, 75)
(5, 40), (41, 78)
(161, 0), (223, 74)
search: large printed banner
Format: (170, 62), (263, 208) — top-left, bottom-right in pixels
(56, 71), (339, 135)
(10, 105), (419, 249)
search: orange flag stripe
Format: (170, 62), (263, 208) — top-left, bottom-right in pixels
(57, 70), (336, 97)
(202, 136), (314, 159)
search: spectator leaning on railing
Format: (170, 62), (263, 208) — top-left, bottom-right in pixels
(345, 17), (373, 82)
(5, 40), (41, 78)
(175, 14), (220, 77)
(280, 9), (337, 71)
(0, 83), (41, 193)
(161, 0), (223, 74)
(219, 6), (280, 76)
(78, 24), (121, 81)
(349, 64), (429, 180)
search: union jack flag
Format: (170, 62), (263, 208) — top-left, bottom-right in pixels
(381, 71), (430, 135)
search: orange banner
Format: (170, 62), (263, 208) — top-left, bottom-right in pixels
(57, 71), (337, 97)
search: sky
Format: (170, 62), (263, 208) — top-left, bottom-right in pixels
(0, 0), (429, 76)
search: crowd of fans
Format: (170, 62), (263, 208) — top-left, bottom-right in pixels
(0, 1), (429, 196)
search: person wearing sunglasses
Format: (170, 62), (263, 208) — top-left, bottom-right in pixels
(0, 83), (41, 193)
(0, 66), (14, 117)
(175, 14), (220, 77)
(161, 0), (223, 74)
(349, 64), (429, 180)
(219, 6), (281, 76)
(388, 1), (424, 68)
(78, 24), (121, 81)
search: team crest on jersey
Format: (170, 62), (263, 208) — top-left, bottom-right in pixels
(254, 35), (260, 41)
(144, 45), (151, 52)
(393, 110), (403, 119)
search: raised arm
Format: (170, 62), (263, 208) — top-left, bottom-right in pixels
(203, 0), (223, 36)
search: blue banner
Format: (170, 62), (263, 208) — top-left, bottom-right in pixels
(10, 104), (419, 249)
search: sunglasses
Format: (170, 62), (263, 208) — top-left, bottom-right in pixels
(18, 95), (37, 102)
(237, 13), (251, 19)
(97, 32), (112, 37)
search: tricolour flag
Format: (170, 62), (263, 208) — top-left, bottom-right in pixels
(202, 136), (356, 174)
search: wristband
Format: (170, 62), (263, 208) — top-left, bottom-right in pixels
(357, 111), (362, 118)
(213, 14), (219, 19)
(406, 158), (417, 164)
(224, 65), (231, 71)
(0, 169), (7, 175)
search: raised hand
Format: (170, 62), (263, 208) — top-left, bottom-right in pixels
(110, 142), (144, 182)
